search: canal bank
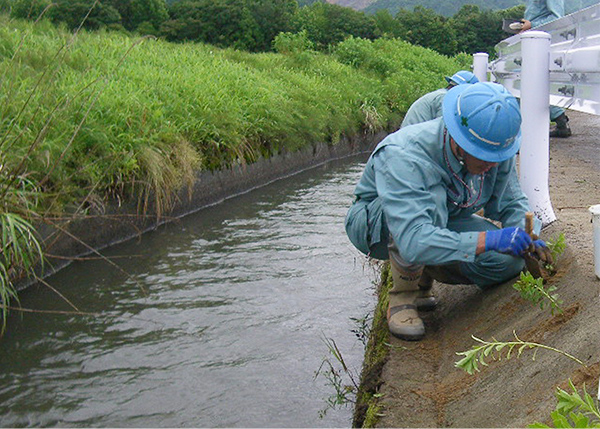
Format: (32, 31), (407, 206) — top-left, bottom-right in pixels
(354, 110), (600, 428)
(0, 153), (379, 427)
(29, 129), (388, 288)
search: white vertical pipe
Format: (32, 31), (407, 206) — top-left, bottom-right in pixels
(472, 53), (489, 82)
(590, 204), (600, 279)
(519, 31), (557, 226)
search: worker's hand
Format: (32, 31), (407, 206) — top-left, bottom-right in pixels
(485, 227), (532, 256)
(532, 239), (554, 265)
(519, 19), (532, 32)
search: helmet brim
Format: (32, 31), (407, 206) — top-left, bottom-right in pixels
(442, 84), (521, 163)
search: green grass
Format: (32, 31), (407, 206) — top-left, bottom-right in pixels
(1, 16), (469, 212)
(0, 13), (469, 332)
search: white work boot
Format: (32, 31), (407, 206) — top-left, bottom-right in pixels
(416, 271), (437, 311)
(387, 258), (425, 341)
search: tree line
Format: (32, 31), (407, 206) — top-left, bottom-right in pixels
(363, 0), (520, 17)
(1, 0), (524, 56)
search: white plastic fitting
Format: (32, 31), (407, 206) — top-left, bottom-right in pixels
(519, 31), (557, 226)
(589, 204), (600, 280)
(473, 53), (489, 82)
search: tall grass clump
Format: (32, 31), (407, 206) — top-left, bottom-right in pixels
(2, 17), (469, 215)
(333, 37), (472, 115)
(0, 12), (467, 332)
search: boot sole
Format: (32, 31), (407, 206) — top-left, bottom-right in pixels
(389, 330), (425, 341)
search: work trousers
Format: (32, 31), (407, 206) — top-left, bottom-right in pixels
(345, 198), (525, 288)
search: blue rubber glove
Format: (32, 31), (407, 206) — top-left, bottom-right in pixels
(485, 227), (532, 256)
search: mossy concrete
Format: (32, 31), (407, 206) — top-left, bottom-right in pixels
(352, 264), (392, 428)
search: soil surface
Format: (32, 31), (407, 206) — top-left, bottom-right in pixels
(374, 110), (600, 428)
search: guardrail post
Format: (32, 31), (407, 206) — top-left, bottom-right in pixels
(473, 53), (489, 82)
(519, 31), (557, 226)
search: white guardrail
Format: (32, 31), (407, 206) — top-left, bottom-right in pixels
(479, 3), (600, 401)
(491, 2), (600, 115)
(472, 3), (600, 226)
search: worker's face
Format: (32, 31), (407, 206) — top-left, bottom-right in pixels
(454, 140), (499, 174)
(464, 153), (498, 174)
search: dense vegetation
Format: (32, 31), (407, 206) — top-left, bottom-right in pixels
(364, 0), (521, 17)
(372, 4), (526, 57)
(3, 0), (531, 58)
(362, 0), (598, 17)
(0, 13), (469, 329)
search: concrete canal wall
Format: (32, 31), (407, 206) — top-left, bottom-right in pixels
(28, 130), (387, 288)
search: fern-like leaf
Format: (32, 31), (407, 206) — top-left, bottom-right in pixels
(455, 332), (585, 375)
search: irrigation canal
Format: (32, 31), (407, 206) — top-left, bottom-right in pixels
(0, 154), (378, 428)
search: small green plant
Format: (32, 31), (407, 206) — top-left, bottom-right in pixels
(547, 233), (566, 262)
(455, 331), (585, 375)
(315, 336), (360, 418)
(513, 271), (563, 315)
(530, 380), (600, 428)
(350, 312), (372, 347)
(542, 233), (566, 271)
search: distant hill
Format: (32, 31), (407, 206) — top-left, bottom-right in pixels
(324, 0), (599, 17)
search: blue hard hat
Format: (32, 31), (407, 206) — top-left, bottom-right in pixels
(442, 82), (521, 163)
(444, 70), (479, 86)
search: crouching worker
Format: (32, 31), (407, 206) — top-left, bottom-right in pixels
(400, 70), (479, 128)
(345, 82), (550, 341)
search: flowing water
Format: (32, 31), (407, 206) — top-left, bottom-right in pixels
(0, 155), (379, 428)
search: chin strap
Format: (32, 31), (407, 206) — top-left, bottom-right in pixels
(443, 128), (484, 209)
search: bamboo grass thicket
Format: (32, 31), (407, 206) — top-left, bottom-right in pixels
(0, 13), (470, 332)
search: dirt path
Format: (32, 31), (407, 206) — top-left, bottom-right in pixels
(374, 111), (600, 428)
